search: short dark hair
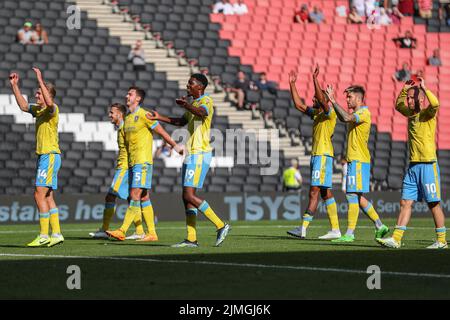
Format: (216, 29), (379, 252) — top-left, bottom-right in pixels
(190, 73), (208, 88)
(344, 85), (365, 100)
(128, 86), (146, 103)
(45, 82), (56, 98)
(110, 103), (127, 116)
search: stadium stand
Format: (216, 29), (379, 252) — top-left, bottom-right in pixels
(0, 0), (290, 195)
(118, 0), (450, 191)
(1, 0), (449, 194)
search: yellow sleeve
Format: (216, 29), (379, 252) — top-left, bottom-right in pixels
(354, 109), (370, 124)
(199, 97), (214, 116)
(143, 111), (159, 130)
(422, 89), (440, 118)
(395, 89), (412, 117)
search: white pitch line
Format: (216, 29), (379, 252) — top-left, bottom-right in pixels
(0, 225), (438, 234)
(0, 253), (449, 279)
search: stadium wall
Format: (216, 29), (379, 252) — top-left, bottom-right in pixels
(0, 192), (449, 224)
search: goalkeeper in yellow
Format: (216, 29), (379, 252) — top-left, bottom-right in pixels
(325, 84), (389, 242)
(107, 87), (184, 241)
(9, 68), (63, 247)
(147, 74), (230, 247)
(377, 78), (447, 249)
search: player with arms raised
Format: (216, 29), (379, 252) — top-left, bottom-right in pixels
(377, 78), (447, 249)
(9, 68), (63, 247)
(147, 74), (230, 247)
(325, 85), (389, 242)
(286, 66), (341, 240)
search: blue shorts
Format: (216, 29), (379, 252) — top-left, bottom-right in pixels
(310, 155), (333, 188)
(346, 160), (370, 193)
(402, 162), (441, 203)
(109, 168), (129, 200)
(182, 152), (212, 189)
(130, 163), (153, 189)
(36, 153), (61, 189)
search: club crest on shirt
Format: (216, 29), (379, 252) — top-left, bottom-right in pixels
(134, 115), (139, 122)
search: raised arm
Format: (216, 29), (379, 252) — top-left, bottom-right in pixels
(288, 70), (308, 113)
(420, 78), (440, 117)
(152, 123), (185, 155)
(146, 110), (188, 127)
(395, 80), (414, 116)
(33, 67), (54, 112)
(312, 64), (330, 114)
(176, 96), (208, 119)
(9, 73), (29, 112)
(325, 85), (355, 123)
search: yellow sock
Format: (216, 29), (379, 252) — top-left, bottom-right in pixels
(141, 200), (156, 236)
(49, 208), (61, 235)
(120, 200), (140, 233)
(102, 202), (115, 231)
(393, 226), (406, 243)
(346, 194), (359, 232)
(199, 201), (225, 230)
(361, 202), (382, 228)
(325, 198), (339, 231)
(436, 227), (447, 244)
(134, 210), (145, 235)
(302, 211), (313, 230)
(186, 208), (197, 242)
(39, 212), (50, 236)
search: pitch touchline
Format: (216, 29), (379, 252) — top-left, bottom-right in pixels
(0, 253), (449, 279)
(0, 225), (436, 234)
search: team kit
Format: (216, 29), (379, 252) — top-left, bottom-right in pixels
(8, 66), (447, 249)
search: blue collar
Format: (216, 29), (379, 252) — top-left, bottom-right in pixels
(358, 106), (368, 110)
(195, 94), (208, 101)
(130, 105), (141, 114)
(114, 120), (124, 130)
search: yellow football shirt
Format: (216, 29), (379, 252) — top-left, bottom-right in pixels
(395, 88), (439, 162)
(124, 106), (159, 166)
(346, 106), (371, 163)
(116, 121), (128, 169)
(307, 107), (337, 157)
(28, 103), (61, 155)
(183, 94), (213, 154)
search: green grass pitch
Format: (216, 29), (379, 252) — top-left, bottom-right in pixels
(0, 218), (449, 299)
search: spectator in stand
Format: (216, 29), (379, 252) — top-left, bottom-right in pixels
(254, 72), (277, 95)
(17, 21), (35, 45)
(428, 49), (442, 66)
(294, 4), (310, 23)
(393, 30), (417, 49)
(398, 0), (414, 16)
(377, 7), (392, 25)
(33, 23), (48, 45)
(226, 71), (250, 110)
(222, 0), (235, 14)
(440, 0), (450, 26)
(352, 0), (366, 17)
(364, 0), (378, 17)
(309, 6), (326, 24)
(392, 62), (412, 82)
(347, 6), (364, 23)
(128, 40), (146, 71)
(387, 5), (405, 24)
(233, 0), (248, 15)
(418, 0), (433, 19)
(110, 0), (120, 13)
(213, 0), (225, 13)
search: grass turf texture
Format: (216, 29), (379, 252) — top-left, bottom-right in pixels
(0, 218), (449, 299)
